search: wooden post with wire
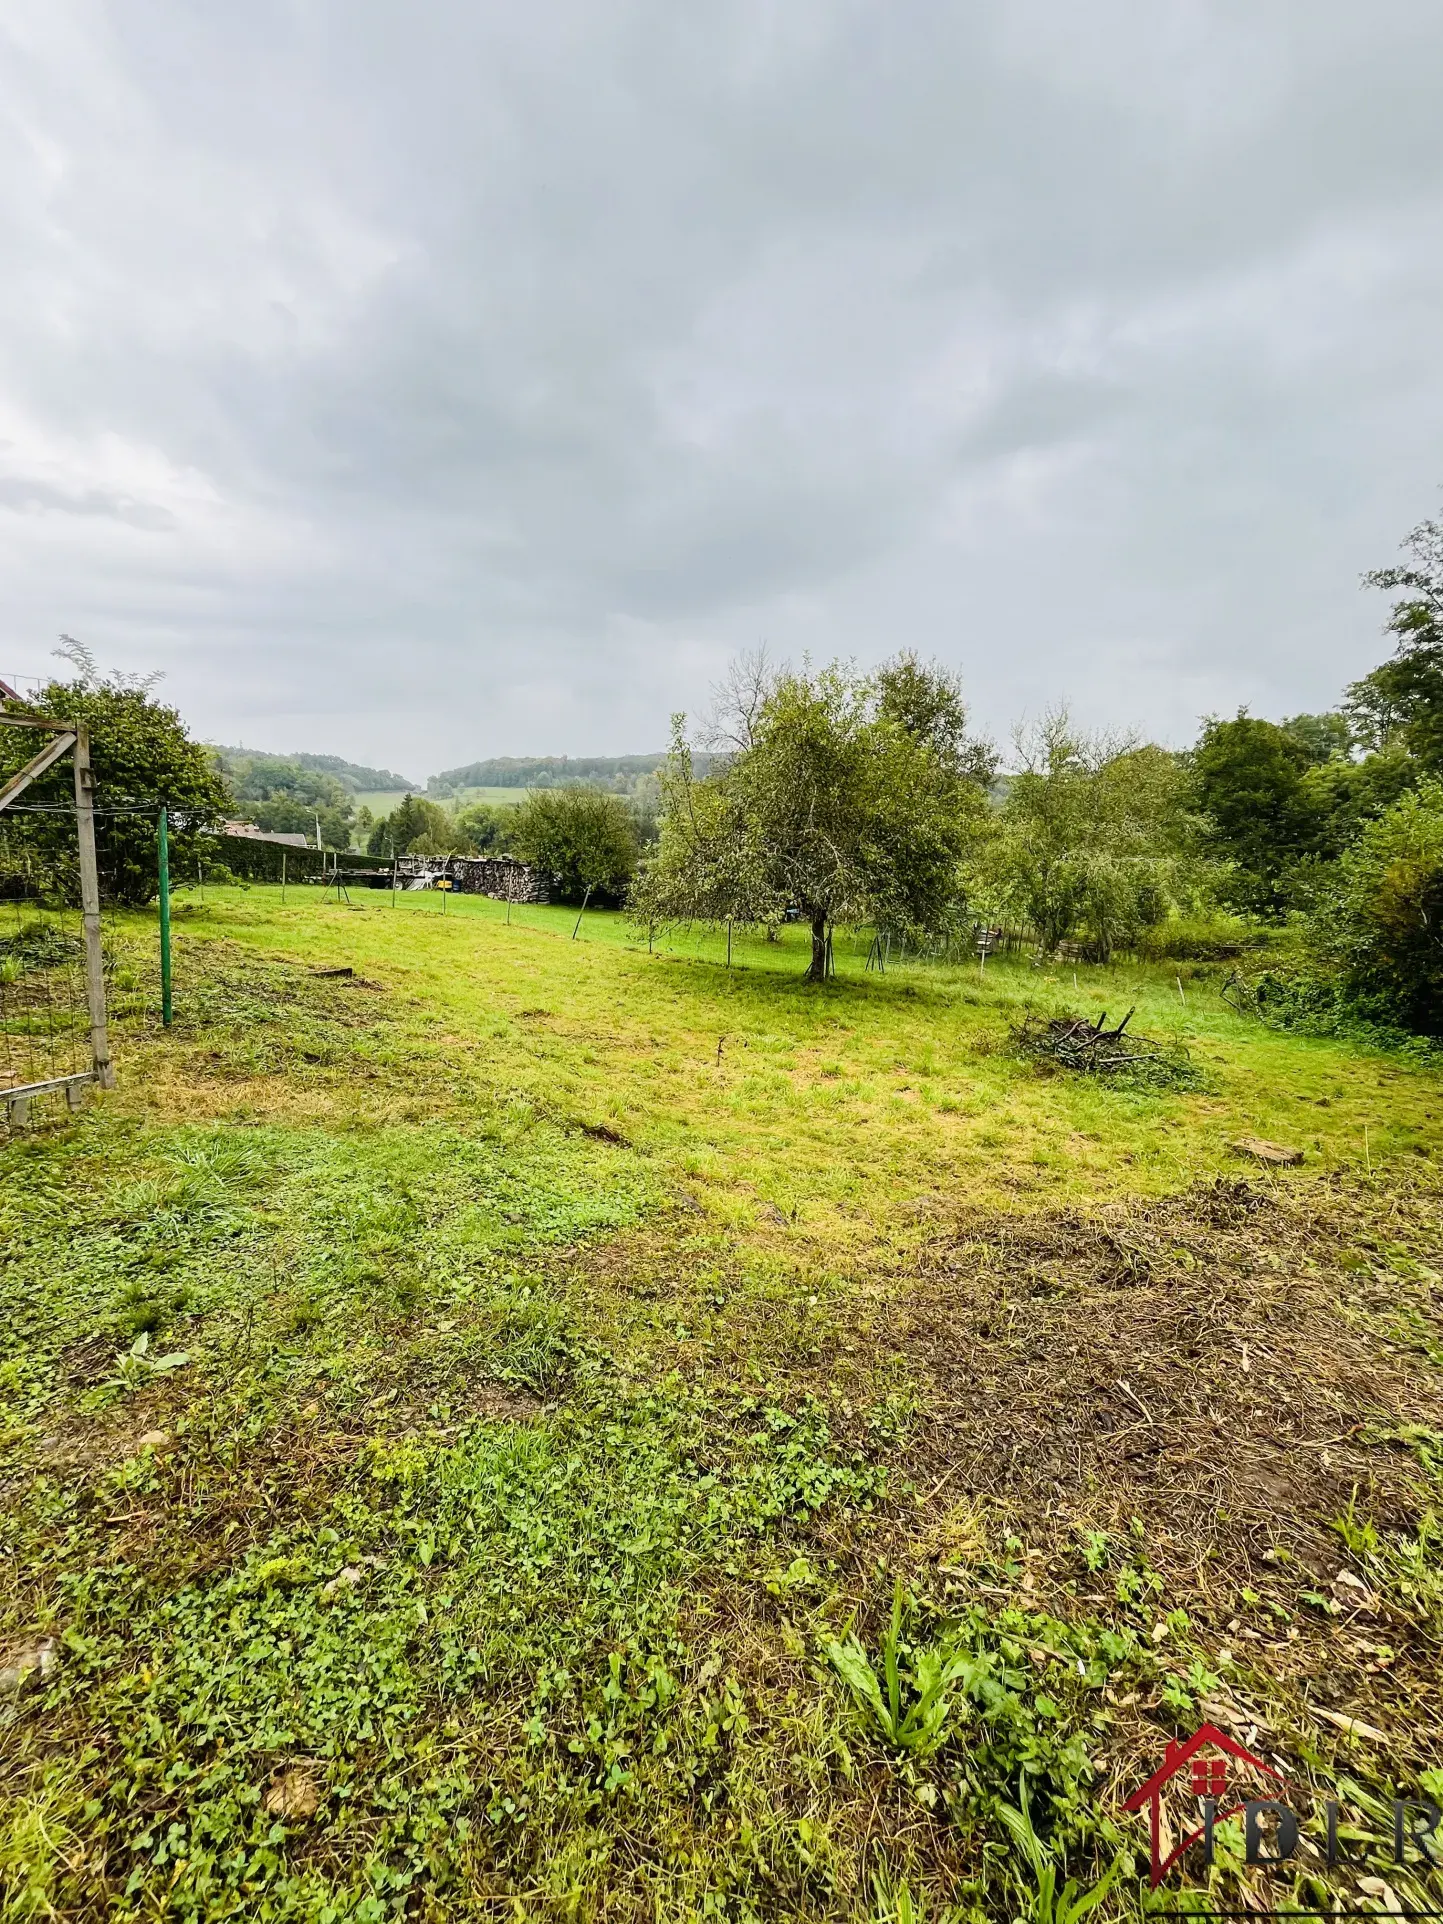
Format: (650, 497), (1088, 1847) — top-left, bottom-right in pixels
(72, 727), (114, 1086)
(0, 710), (115, 1122)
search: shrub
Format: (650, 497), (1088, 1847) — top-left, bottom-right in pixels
(1317, 779), (1443, 1034)
(2, 651), (228, 907)
(512, 787), (638, 904)
(1130, 915), (1267, 963)
(453, 802), (519, 855)
(979, 714), (1211, 961)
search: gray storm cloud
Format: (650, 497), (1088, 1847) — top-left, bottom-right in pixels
(1, 0), (1440, 771)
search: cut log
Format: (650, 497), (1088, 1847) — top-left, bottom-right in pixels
(1230, 1136), (1304, 1167)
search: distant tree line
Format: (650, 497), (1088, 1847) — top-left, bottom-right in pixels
(208, 747), (417, 852)
(4, 498), (1440, 1035)
(426, 754), (689, 800)
(283, 751), (417, 792)
(627, 502), (1443, 1030)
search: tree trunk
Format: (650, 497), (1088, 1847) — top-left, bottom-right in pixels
(806, 913), (829, 981)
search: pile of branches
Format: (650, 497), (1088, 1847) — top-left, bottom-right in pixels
(1011, 1007), (1206, 1091)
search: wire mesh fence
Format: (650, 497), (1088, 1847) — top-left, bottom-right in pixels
(0, 890), (93, 1099)
(0, 794), (148, 1126)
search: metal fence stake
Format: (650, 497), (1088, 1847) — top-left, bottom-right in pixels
(157, 806), (172, 1027)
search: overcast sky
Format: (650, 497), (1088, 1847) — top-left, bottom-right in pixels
(1, 2), (1440, 779)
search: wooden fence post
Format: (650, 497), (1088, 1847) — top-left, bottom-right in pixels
(72, 726), (115, 1086)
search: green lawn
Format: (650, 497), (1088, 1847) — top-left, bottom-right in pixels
(151, 887), (1438, 1227)
(3, 888), (1442, 1920)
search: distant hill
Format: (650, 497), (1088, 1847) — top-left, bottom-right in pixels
(212, 747), (419, 794)
(428, 754), (670, 798)
(287, 751), (419, 793)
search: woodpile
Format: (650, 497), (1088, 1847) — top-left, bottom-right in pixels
(391, 855), (549, 904)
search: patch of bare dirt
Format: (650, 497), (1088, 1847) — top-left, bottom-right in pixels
(873, 1170), (1443, 1782)
(895, 1173), (1443, 1567)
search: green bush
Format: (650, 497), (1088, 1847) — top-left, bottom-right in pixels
(513, 786), (639, 904)
(1225, 782), (1443, 1045)
(453, 800), (519, 855)
(3, 656), (228, 907)
(1317, 779), (1443, 1034)
(1130, 914), (1268, 963)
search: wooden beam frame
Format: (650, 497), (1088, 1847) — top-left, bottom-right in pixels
(0, 713), (115, 1104)
(0, 711), (74, 732)
(72, 726), (114, 1087)
(3, 1068), (98, 1126)
(0, 730), (77, 813)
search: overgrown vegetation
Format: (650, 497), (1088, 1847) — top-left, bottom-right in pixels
(976, 712), (1204, 961)
(1317, 779), (1443, 1034)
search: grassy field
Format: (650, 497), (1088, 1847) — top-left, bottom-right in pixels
(443, 787), (530, 809)
(350, 786), (527, 833)
(3, 888), (1442, 1920)
(351, 791), (413, 819)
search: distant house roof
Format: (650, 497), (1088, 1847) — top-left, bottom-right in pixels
(222, 821), (311, 848)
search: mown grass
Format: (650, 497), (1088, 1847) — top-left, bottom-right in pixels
(2, 886), (1442, 1921)
(133, 887), (1439, 1224)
